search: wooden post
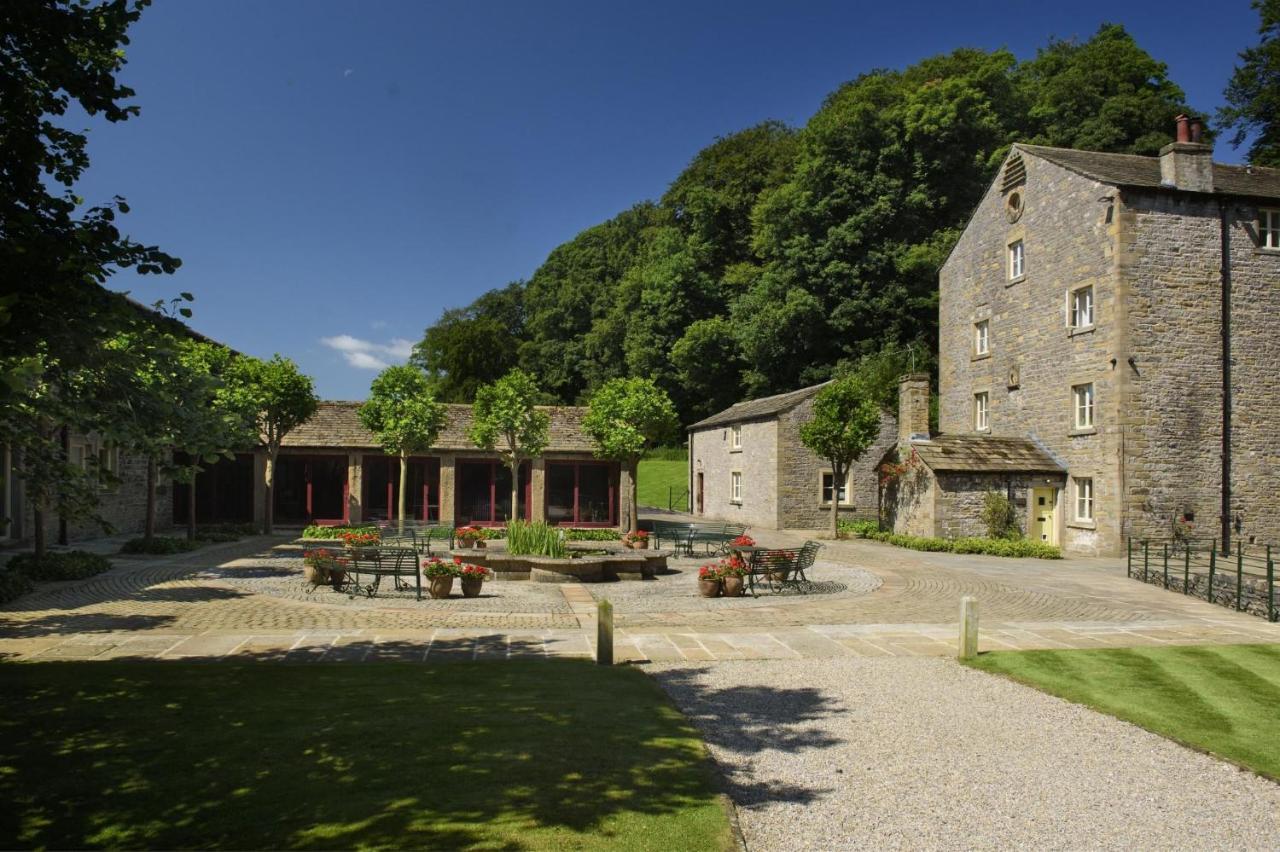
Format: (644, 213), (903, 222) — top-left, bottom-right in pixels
(596, 599), (613, 666)
(959, 596), (978, 660)
(1267, 546), (1274, 623)
(1236, 543), (1244, 612)
(1162, 543), (1169, 589)
(1183, 545), (1191, 595)
(1209, 545), (1217, 604)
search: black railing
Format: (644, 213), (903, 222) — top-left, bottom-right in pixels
(1127, 537), (1276, 622)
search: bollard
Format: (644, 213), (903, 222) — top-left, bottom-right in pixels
(959, 596), (979, 661)
(596, 598), (613, 666)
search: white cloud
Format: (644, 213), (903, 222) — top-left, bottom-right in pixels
(321, 334), (414, 370)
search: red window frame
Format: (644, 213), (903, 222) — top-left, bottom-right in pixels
(547, 460), (617, 527)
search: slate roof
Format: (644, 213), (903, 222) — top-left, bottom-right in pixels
(908, 434), (1065, 474)
(282, 401), (597, 453)
(687, 382), (831, 431)
(1018, 143), (1280, 200)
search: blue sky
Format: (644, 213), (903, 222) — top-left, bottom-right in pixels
(79, 0), (1262, 399)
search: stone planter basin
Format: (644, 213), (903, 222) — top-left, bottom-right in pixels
(448, 548), (665, 582)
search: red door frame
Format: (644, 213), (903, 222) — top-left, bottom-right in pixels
(299, 455), (349, 526)
(457, 460), (531, 526)
(547, 460), (618, 527)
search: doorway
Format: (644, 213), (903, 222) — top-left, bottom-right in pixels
(1032, 487), (1058, 545)
(696, 472), (704, 515)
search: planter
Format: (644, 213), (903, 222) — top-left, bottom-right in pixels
(428, 576), (455, 599)
(624, 539), (649, 550)
(461, 577), (484, 598)
(303, 564), (328, 586)
(722, 575), (745, 597)
(698, 578), (722, 598)
(329, 570), (346, 590)
(457, 538), (486, 550)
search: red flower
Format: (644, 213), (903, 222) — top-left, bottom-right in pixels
(452, 555), (464, 564)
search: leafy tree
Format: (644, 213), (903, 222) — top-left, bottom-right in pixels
(582, 378), (678, 532)
(1219, 0), (1280, 166)
(223, 355), (318, 534)
(468, 369), (549, 524)
(411, 283), (525, 402)
(358, 366), (447, 532)
(799, 371), (884, 539)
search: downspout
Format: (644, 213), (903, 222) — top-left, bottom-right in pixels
(1218, 199), (1233, 554)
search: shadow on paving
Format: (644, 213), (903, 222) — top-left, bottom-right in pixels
(0, 658), (729, 850)
(0, 613), (179, 640)
(648, 667), (844, 809)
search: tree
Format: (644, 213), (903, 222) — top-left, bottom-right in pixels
(468, 369), (549, 524)
(799, 372), (884, 539)
(224, 355), (318, 534)
(358, 366), (447, 532)
(411, 283), (525, 402)
(582, 377), (678, 533)
(1219, 0), (1280, 166)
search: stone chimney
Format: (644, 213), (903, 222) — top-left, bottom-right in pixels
(1160, 115), (1214, 193)
(898, 373), (930, 445)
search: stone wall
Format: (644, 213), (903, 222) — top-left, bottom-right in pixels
(24, 444), (171, 543)
(689, 419), (778, 528)
(775, 398), (896, 529)
(934, 472), (1039, 540)
(882, 449), (936, 537)
(939, 149), (1125, 555)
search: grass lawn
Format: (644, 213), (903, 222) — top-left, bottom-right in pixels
(0, 660), (732, 850)
(966, 644), (1280, 780)
(637, 457), (688, 511)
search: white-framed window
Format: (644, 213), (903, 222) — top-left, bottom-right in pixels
(97, 441), (119, 476)
(974, 320), (989, 356)
(730, 471), (742, 504)
(69, 441), (87, 470)
(1008, 240), (1025, 279)
(974, 392), (989, 431)
(1070, 286), (1094, 329)
(1074, 477), (1094, 521)
(1261, 209), (1280, 249)
(821, 471), (851, 506)
(1073, 383), (1094, 430)
(730, 424), (742, 450)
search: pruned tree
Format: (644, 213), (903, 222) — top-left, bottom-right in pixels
(468, 369), (549, 525)
(358, 365), (447, 533)
(223, 355), (318, 534)
(799, 372), (884, 539)
(582, 377), (678, 533)
(1219, 0), (1280, 166)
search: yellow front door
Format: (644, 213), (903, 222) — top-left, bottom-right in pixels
(1032, 488), (1057, 545)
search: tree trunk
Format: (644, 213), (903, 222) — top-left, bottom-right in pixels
(629, 460), (639, 533)
(397, 450), (408, 536)
(33, 502), (46, 559)
(510, 459), (520, 526)
(263, 449), (275, 534)
(187, 465), (198, 540)
(830, 462), (843, 540)
(58, 426), (69, 546)
(144, 457), (157, 540)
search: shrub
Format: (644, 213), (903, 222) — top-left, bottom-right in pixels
(0, 567), (34, 604)
(199, 523), (258, 537)
(855, 529), (1061, 559)
(422, 557), (461, 577)
(564, 528), (621, 541)
(301, 524), (377, 539)
(981, 492), (1021, 540)
(837, 519), (881, 539)
(9, 550), (114, 581)
(120, 536), (204, 555)
(506, 520), (567, 558)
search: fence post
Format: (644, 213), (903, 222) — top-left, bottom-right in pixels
(596, 599), (613, 666)
(1208, 543), (1216, 604)
(1127, 537), (1133, 578)
(1237, 542), (1244, 612)
(959, 596), (979, 661)
(1143, 540), (1149, 581)
(1267, 546), (1275, 623)
(1163, 543), (1169, 589)
(1184, 544), (1191, 595)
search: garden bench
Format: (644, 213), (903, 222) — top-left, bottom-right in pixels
(377, 522), (455, 555)
(343, 545), (422, 600)
(743, 540), (822, 596)
(649, 521), (748, 556)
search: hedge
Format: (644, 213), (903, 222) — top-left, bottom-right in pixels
(838, 520), (1062, 559)
(7, 550), (115, 581)
(564, 528), (621, 541)
(0, 567), (34, 605)
(120, 536), (205, 555)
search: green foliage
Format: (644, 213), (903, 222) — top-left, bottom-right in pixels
(505, 520), (568, 558)
(563, 528), (622, 541)
(800, 369), (884, 536)
(469, 369), (550, 470)
(8, 550), (113, 581)
(838, 519), (882, 539)
(301, 524), (377, 540)
(0, 567), (34, 605)
(411, 283), (526, 402)
(981, 492), (1022, 540)
(854, 528), (1062, 559)
(359, 366), (447, 456)
(583, 378), (679, 465)
(1219, 0), (1280, 166)
(120, 536), (204, 555)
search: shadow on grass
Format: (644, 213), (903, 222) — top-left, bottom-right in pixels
(0, 654), (731, 850)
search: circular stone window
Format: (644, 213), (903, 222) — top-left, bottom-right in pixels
(1006, 191), (1024, 222)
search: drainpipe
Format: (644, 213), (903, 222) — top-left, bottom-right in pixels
(1218, 199), (1233, 554)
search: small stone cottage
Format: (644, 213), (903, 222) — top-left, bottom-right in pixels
(687, 383), (897, 530)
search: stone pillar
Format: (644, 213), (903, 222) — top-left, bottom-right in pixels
(252, 450), (268, 530)
(619, 465), (633, 531)
(347, 453), (362, 524)
(438, 453), (456, 526)
(898, 373), (931, 445)
(530, 457), (546, 522)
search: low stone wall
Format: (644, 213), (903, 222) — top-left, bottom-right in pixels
(1134, 566), (1277, 621)
(450, 548), (667, 583)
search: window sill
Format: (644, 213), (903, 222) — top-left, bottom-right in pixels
(819, 503), (855, 509)
(1253, 247), (1280, 256)
(1067, 519), (1097, 530)
(1005, 275), (1026, 288)
(729, 447), (742, 453)
(1069, 427), (1097, 437)
(1068, 324), (1096, 338)
(974, 427), (991, 434)
(972, 352), (991, 362)
(729, 500), (743, 507)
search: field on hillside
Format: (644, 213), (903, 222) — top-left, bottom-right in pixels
(638, 450), (688, 511)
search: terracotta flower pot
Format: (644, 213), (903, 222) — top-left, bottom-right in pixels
(625, 539), (649, 550)
(461, 577), (484, 598)
(722, 575), (745, 597)
(461, 538), (485, 550)
(698, 578), (722, 598)
(429, 576), (455, 599)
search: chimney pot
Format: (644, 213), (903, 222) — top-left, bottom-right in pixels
(1190, 119), (1203, 143)
(1175, 114), (1191, 143)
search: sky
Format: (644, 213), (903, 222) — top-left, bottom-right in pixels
(76, 0), (1264, 400)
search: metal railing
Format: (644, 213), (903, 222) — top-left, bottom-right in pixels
(667, 486), (690, 513)
(1127, 537), (1276, 622)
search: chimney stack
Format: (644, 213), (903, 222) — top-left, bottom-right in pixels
(897, 373), (931, 446)
(1160, 115), (1214, 193)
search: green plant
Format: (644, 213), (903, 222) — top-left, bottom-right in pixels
(981, 491), (1021, 540)
(0, 567), (34, 604)
(505, 519), (568, 558)
(301, 524), (376, 539)
(564, 528), (621, 541)
(358, 365), (447, 530)
(799, 370), (885, 539)
(422, 557), (461, 578)
(856, 529), (1062, 559)
(120, 536), (203, 555)
(837, 519), (881, 539)
(8, 550), (113, 581)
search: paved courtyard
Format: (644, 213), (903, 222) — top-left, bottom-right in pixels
(2, 527), (1278, 663)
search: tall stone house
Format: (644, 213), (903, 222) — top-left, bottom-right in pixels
(885, 118), (1280, 556)
(687, 383), (897, 529)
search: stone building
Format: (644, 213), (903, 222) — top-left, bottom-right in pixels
(885, 118), (1280, 556)
(687, 383), (897, 529)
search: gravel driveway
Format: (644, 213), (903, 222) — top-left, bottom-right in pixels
(647, 658), (1280, 851)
